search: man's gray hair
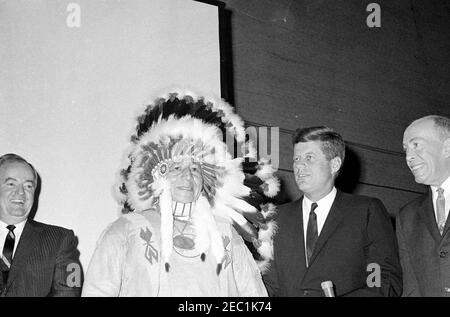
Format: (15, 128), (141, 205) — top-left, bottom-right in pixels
(433, 116), (450, 140)
(0, 153), (38, 183)
(420, 115), (450, 140)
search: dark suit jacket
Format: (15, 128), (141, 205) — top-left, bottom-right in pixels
(263, 190), (402, 297)
(396, 189), (450, 296)
(0, 220), (83, 297)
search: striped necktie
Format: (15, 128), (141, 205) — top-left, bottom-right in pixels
(1, 225), (16, 285)
(436, 188), (446, 235)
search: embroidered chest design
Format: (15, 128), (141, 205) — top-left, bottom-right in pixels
(140, 227), (159, 264)
(222, 235), (232, 269)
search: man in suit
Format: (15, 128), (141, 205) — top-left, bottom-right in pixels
(397, 115), (450, 296)
(0, 153), (82, 296)
(262, 126), (402, 296)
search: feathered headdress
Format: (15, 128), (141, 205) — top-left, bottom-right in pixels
(116, 89), (279, 273)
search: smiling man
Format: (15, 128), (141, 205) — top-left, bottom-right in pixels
(262, 126), (402, 297)
(82, 91), (278, 297)
(0, 153), (83, 297)
(397, 115), (450, 296)
(0, 158), (36, 224)
(167, 158), (203, 205)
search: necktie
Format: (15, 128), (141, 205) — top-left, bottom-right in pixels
(1, 225), (15, 285)
(436, 188), (446, 235)
(306, 202), (318, 267)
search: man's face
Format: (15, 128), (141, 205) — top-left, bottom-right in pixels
(293, 141), (340, 201)
(403, 119), (449, 186)
(0, 161), (36, 224)
(167, 157), (203, 203)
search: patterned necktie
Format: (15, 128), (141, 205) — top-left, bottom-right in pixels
(306, 202), (318, 267)
(1, 225), (16, 285)
(436, 188), (446, 235)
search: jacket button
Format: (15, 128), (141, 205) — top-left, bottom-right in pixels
(440, 250), (448, 258)
(303, 290), (309, 296)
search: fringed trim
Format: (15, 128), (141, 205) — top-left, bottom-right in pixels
(261, 177), (280, 198)
(255, 159), (277, 181)
(256, 220), (278, 274)
(192, 196), (226, 271)
(261, 203), (277, 219)
(159, 179), (173, 271)
(203, 205), (226, 267)
(255, 203), (278, 274)
(191, 196), (211, 256)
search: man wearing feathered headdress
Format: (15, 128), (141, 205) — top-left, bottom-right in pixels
(82, 90), (279, 296)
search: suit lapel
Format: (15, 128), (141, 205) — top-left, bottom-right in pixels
(0, 265), (4, 292)
(418, 190), (441, 243)
(307, 191), (344, 267)
(6, 220), (41, 288)
(423, 188), (450, 239)
(442, 201), (450, 237)
(294, 198), (307, 278)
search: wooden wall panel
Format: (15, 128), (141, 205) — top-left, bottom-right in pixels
(221, 0), (450, 211)
(237, 89), (412, 154)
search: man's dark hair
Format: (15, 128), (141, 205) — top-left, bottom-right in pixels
(292, 126), (345, 162)
(0, 153), (38, 183)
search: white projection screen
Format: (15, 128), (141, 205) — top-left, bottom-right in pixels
(0, 0), (221, 269)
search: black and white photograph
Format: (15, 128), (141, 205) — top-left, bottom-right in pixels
(1, 0), (449, 303)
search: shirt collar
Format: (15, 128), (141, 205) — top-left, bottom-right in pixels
(431, 176), (450, 198)
(0, 218), (27, 232)
(303, 187), (337, 212)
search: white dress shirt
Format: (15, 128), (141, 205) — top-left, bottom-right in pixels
(302, 187), (337, 263)
(0, 219), (27, 258)
(431, 176), (450, 226)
